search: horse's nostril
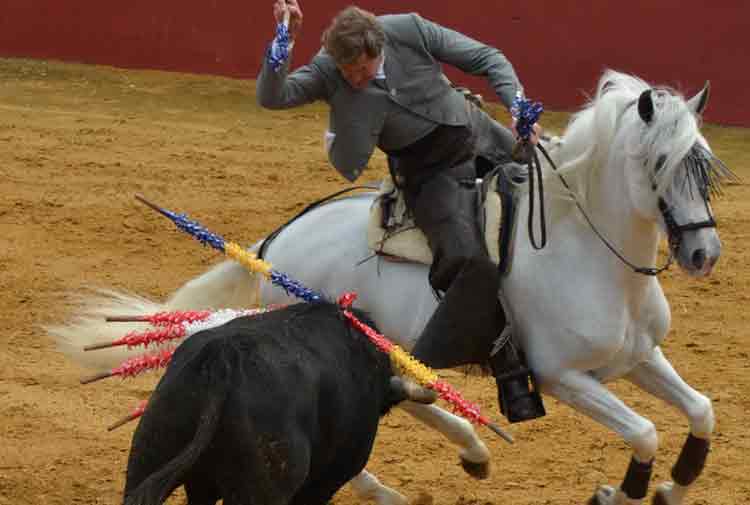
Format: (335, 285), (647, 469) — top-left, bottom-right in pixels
(692, 249), (707, 270)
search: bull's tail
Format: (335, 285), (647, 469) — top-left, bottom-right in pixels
(124, 342), (232, 505)
(123, 394), (224, 505)
(47, 253), (262, 372)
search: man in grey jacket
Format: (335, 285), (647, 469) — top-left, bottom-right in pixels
(257, 1), (544, 423)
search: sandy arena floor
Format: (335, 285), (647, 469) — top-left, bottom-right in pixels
(0, 58), (748, 505)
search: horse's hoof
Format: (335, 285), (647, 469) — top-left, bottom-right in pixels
(375, 489), (408, 505)
(587, 485), (616, 505)
(459, 457), (490, 480)
(652, 482), (682, 505)
(652, 490), (668, 505)
(652, 487), (673, 505)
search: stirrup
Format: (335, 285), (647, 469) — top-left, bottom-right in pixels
(489, 332), (545, 423)
(495, 369), (545, 423)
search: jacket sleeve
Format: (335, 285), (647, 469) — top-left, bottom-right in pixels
(411, 13), (523, 110)
(326, 93), (384, 182)
(256, 49), (329, 109)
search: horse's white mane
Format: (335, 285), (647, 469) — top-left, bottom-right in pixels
(546, 69), (701, 210)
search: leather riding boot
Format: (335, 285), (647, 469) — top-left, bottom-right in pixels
(488, 336), (545, 423)
(411, 256), (503, 368)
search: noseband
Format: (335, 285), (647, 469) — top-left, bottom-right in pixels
(658, 196), (716, 260)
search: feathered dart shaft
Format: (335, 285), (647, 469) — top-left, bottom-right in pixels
(80, 348), (175, 384)
(135, 194), (322, 303)
(104, 310), (212, 326)
(108, 400), (148, 432)
(84, 325), (186, 351)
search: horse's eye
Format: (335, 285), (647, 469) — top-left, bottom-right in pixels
(655, 155), (667, 173)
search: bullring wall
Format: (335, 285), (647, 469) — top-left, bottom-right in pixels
(1, 1), (747, 125)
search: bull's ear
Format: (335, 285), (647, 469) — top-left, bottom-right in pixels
(638, 89), (654, 124)
(687, 81), (710, 116)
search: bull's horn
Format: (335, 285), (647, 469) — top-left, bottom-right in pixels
(390, 376), (438, 405)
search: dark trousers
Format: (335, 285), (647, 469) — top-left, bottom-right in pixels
(388, 125), (485, 290)
(387, 125), (504, 367)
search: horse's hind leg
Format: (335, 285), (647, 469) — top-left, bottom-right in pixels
(543, 370), (658, 505)
(625, 347), (714, 505)
(398, 402), (491, 479)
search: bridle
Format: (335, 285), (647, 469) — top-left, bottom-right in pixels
(525, 94), (717, 277)
(657, 184), (717, 271)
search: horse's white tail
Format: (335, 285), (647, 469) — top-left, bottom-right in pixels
(48, 259), (261, 372)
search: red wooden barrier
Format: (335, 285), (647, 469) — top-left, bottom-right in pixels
(1, 1), (746, 125)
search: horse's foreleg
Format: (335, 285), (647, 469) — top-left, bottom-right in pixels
(348, 470), (407, 505)
(398, 402), (491, 479)
(544, 370), (657, 505)
(625, 347), (714, 505)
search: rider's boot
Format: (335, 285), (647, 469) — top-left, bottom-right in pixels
(410, 256), (545, 423)
(411, 256), (504, 369)
(488, 334), (545, 423)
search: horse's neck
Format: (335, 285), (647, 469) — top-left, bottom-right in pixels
(584, 155), (662, 292)
(540, 140), (662, 296)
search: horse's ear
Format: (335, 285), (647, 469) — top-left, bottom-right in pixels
(687, 81), (710, 116)
(638, 90), (654, 124)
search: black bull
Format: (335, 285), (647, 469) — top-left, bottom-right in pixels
(124, 301), (433, 505)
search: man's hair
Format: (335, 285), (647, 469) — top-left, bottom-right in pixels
(322, 6), (385, 65)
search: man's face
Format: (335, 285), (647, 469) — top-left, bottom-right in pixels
(337, 53), (382, 90)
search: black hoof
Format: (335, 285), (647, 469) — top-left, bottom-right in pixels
(587, 493), (604, 505)
(652, 488), (670, 505)
(459, 457), (490, 480)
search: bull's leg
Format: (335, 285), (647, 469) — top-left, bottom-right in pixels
(624, 347), (714, 505)
(349, 470), (408, 505)
(398, 402), (491, 479)
(217, 426), (311, 505)
(298, 466), (390, 505)
(543, 370), (658, 505)
(184, 480), (220, 505)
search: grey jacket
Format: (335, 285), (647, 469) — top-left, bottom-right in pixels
(257, 13), (522, 181)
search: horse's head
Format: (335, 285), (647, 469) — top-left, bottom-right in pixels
(620, 82), (734, 276)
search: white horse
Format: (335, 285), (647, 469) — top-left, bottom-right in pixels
(52, 70), (733, 505)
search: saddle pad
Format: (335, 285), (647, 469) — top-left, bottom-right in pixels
(367, 176), (503, 265)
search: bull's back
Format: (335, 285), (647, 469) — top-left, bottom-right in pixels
(217, 302), (394, 448)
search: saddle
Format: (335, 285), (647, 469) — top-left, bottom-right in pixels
(367, 163), (527, 276)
